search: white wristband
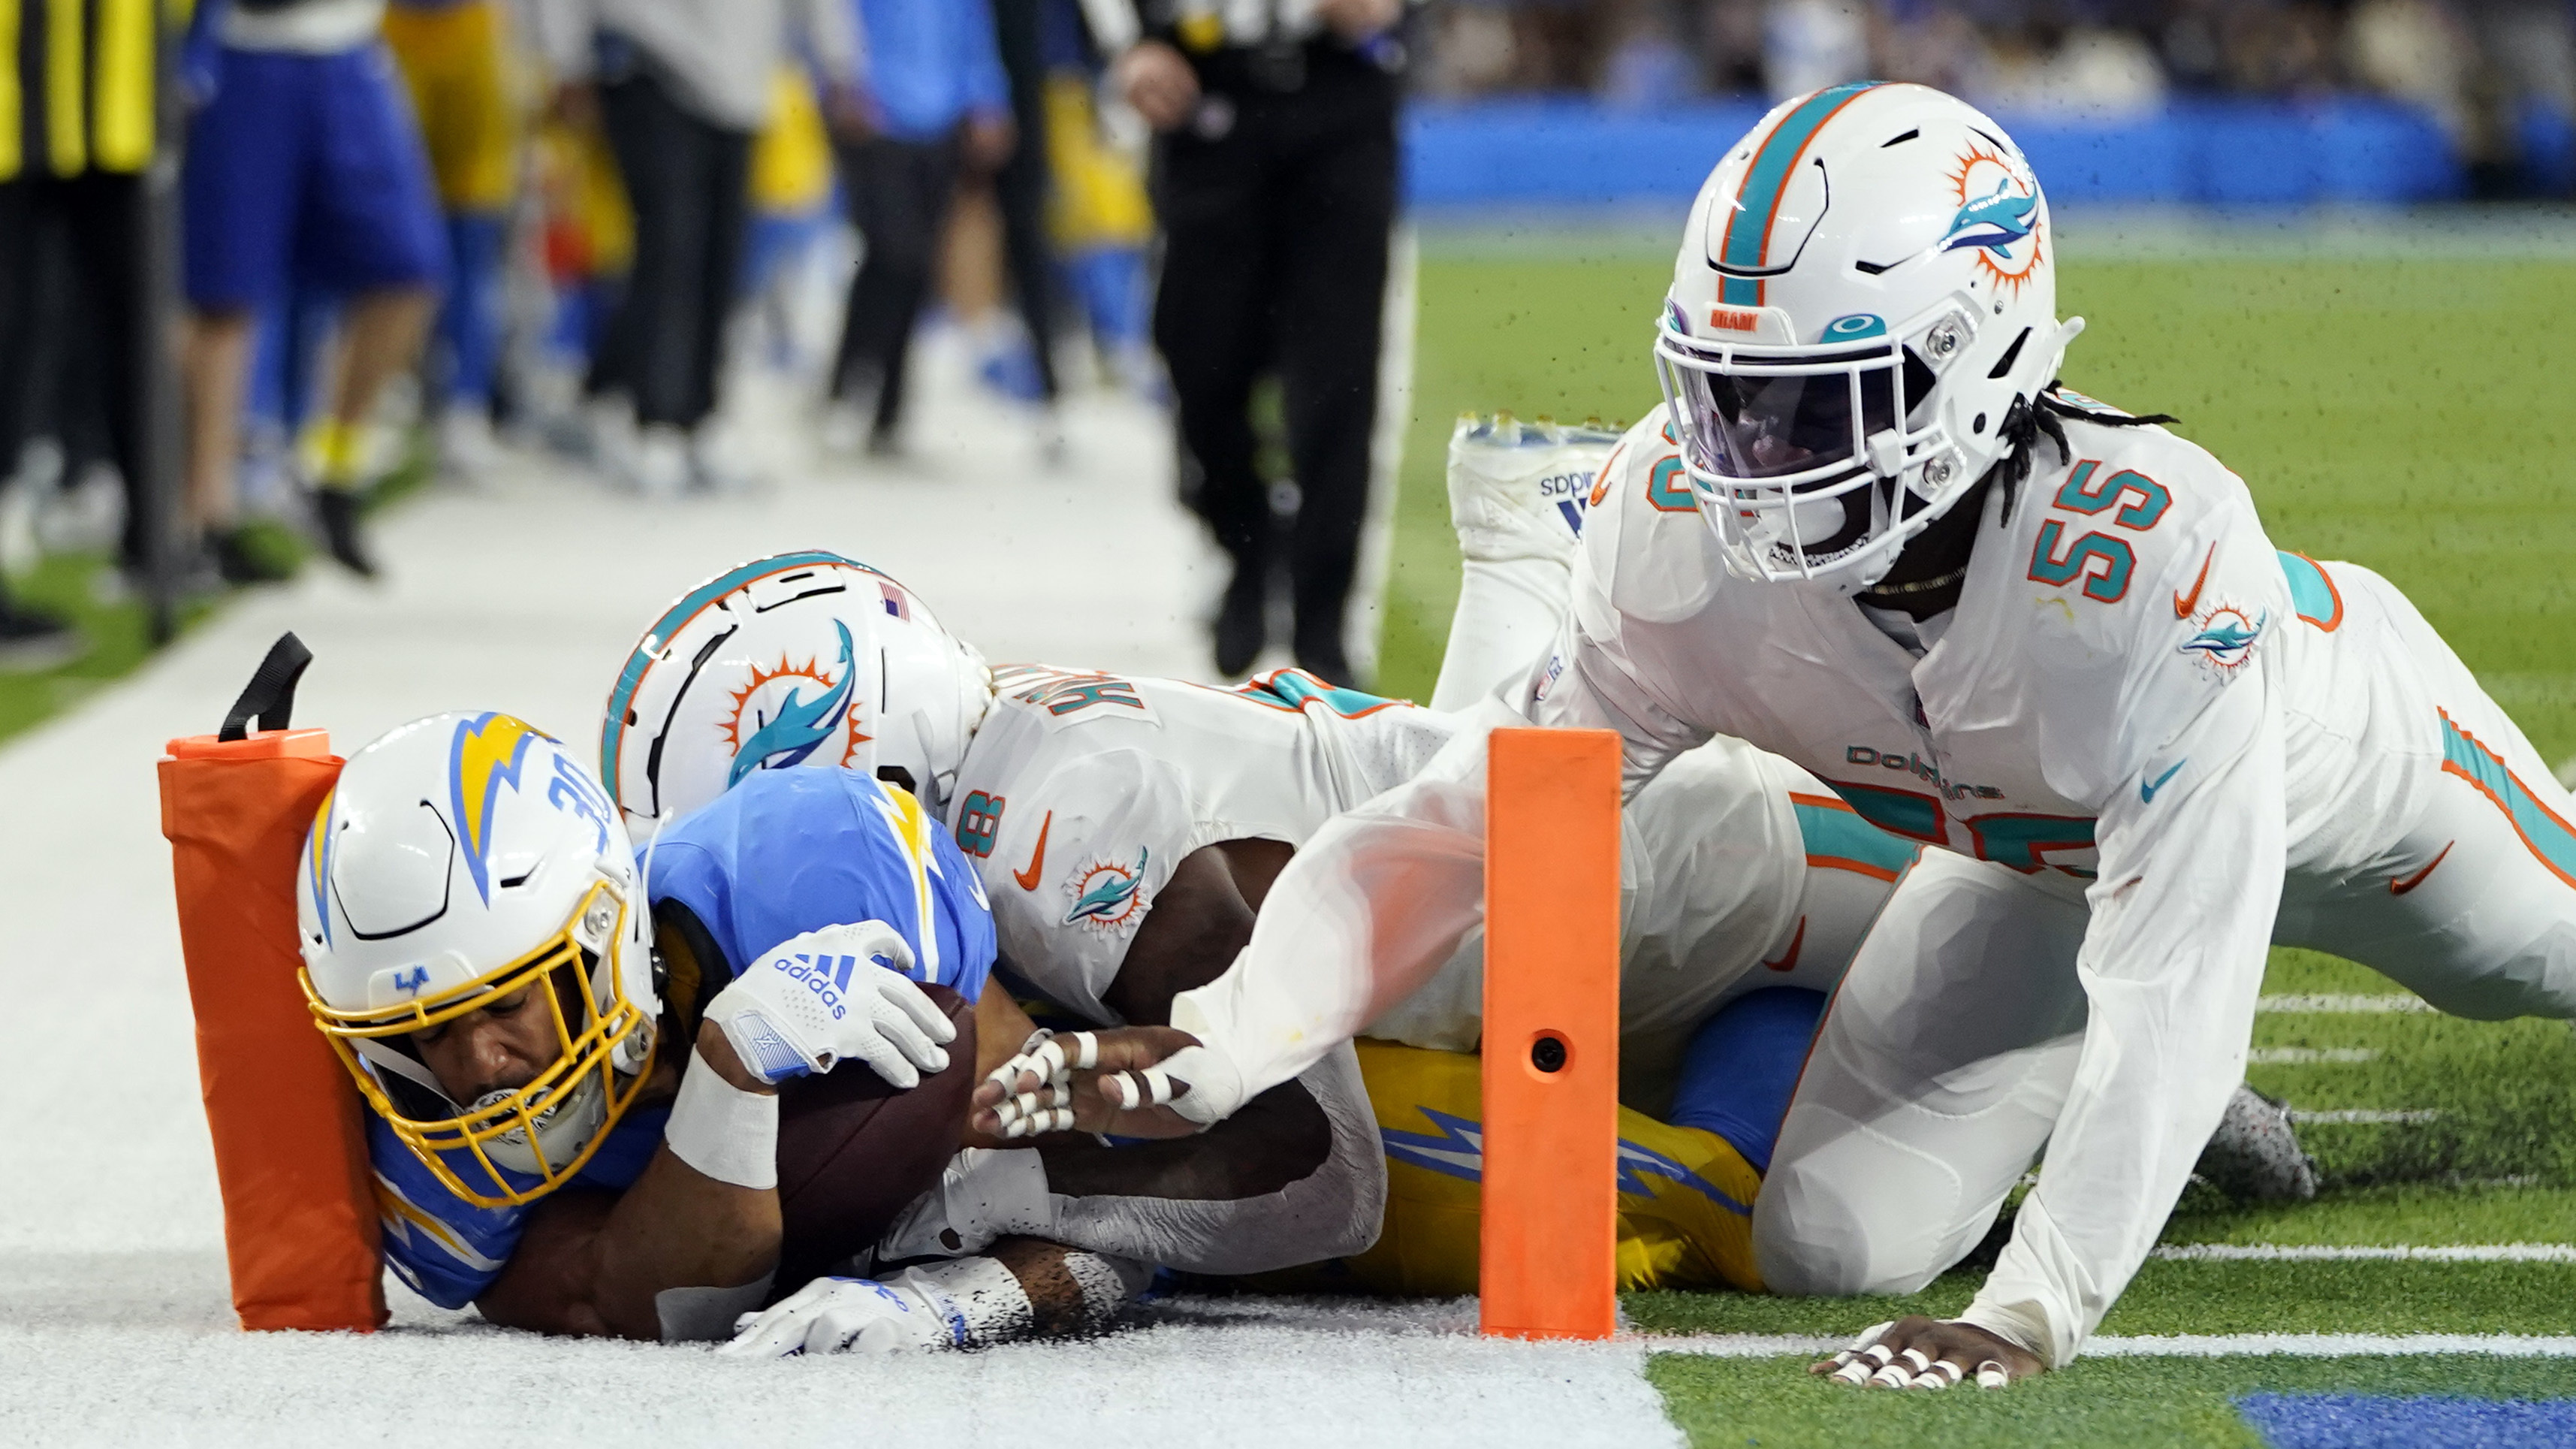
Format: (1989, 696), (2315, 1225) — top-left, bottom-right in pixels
(664, 1048), (780, 1190)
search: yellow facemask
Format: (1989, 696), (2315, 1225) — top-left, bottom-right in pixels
(301, 880), (656, 1209)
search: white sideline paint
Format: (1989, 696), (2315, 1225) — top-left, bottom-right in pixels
(2246, 1046), (2379, 1064)
(2150, 1244), (2576, 1263)
(2258, 994), (2436, 1013)
(1646, 1333), (2576, 1360)
(2291, 1109), (2442, 1125)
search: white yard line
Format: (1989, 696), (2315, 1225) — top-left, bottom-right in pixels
(1645, 1333), (2576, 1359)
(2246, 1046), (2380, 1064)
(2150, 1243), (2576, 1263)
(2291, 1109), (2442, 1125)
(2258, 994), (2435, 1013)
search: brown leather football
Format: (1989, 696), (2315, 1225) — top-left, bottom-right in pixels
(771, 983), (976, 1290)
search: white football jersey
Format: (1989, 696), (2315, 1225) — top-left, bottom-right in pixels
(947, 666), (1454, 1023)
(1533, 398), (2451, 1360)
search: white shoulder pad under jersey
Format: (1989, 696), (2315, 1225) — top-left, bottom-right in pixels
(947, 665), (1454, 1022)
(1544, 400), (2291, 891)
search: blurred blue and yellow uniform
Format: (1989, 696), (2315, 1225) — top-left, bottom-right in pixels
(179, 0), (446, 312)
(373, 768), (995, 1309)
(381, 0), (520, 412)
(1307, 988), (1826, 1296)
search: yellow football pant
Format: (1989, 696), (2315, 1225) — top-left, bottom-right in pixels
(1324, 1040), (1765, 1295)
(382, 0), (522, 213)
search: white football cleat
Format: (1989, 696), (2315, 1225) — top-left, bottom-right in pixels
(1446, 412), (1624, 566)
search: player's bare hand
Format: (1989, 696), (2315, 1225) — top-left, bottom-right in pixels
(1811, 1316), (2044, 1390)
(970, 1026), (1202, 1138)
(1116, 42), (1200, 132)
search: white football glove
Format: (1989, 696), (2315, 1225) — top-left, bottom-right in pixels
(877, 1147), (1057, 1261)
(704, 922), (955, 1089)
(717, 1274), (966, 1357)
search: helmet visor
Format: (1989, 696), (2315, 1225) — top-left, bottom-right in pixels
(1659, 336), (1934, 482)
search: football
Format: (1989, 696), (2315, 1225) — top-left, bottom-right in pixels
(772, 984), (978, 1290)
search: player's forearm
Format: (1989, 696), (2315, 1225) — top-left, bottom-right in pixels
(1964, 690), (2286, 1365)
(592, 1028), (783, 1337)
(1170, 759), (1493, 1103)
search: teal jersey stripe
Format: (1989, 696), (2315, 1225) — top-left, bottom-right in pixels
(1715, 82), (1881, 307)
(2439, 711), (2576, 886)
(1826, 780), (1945, 844)
(600, 548), (861, 802)
(2277, 550), (2344, 629)
(1791, 798), (1920, 877)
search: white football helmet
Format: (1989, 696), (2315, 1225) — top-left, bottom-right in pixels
(602, 551), (994, 828)
(298, 712), (659, 1209)
(1654, 82), (2084, 592)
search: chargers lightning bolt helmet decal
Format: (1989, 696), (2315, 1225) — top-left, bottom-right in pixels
(604, 552), (995, 828)
(298, 713), (660, 1209)
(1654, 83), (2082, 593)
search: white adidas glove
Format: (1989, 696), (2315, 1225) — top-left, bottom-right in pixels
(878, 1147), (1058, 1262)
(704, 922), (955, 1089)
(717, 1274), (966, 1357)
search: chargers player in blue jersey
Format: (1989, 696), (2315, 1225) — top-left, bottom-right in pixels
(297, 711), (1145, 1350)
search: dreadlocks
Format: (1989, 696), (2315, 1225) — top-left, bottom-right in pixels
(1990, 382), (2180, 522)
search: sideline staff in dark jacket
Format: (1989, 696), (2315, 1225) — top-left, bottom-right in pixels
(1095, 0), (1404, 686)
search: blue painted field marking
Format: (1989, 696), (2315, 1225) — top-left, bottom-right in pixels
(2237, 1393), (2576, 1449)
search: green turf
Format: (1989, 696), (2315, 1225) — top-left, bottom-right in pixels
(1387, 237), (2576, 1444)
(1645, 1355), (2576, 1449)
(0, 439), (425, 749)
(0, 550), (219, 747)
(1624, 1259), (2576, 1339)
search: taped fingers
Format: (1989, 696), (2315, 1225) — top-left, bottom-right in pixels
(1102, 1064), (1181, 1110)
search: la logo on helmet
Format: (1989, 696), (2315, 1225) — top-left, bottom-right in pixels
(1941, 140), (2045, 297)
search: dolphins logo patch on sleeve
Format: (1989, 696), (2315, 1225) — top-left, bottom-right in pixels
(1062, 847), (1150, 937)
(2180, 605), (2267, 679)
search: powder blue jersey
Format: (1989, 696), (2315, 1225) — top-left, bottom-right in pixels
(370, 770), (994, 1309)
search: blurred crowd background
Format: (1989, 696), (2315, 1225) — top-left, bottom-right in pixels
(1416, 1), (2576, 196)
(1, 0), (2566, 687)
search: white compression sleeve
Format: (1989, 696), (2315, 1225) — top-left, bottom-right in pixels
(662, 1049), (780, 1190)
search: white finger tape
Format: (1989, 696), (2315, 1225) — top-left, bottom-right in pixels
(1975, 1360), (2010, 1390)
(1862, 1343), (1895, 1367)
(1830, 1362), (1871, 1386)
(1066, 1031), (1099, 1070)
(1899, 1348), (1931, 1373)
(1910, 1371), (1949, 1391)
(1869, 1365), (1913, 1390)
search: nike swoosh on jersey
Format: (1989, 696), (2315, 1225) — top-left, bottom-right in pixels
(1012, 811), (1053, 891)
(2174, 542), (2216, 619)
(2388, 841), (2454, 896)
(2141, 759), (2187, 803)
(1763, 916), (1806, 973)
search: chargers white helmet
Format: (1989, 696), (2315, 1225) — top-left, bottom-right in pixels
(298, 712), (659, 1209)
(602, 551), (994, 828)
(1654, 82), (2084, 593)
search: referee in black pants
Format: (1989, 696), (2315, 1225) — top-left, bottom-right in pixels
(1105, 0), (1405, 686)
